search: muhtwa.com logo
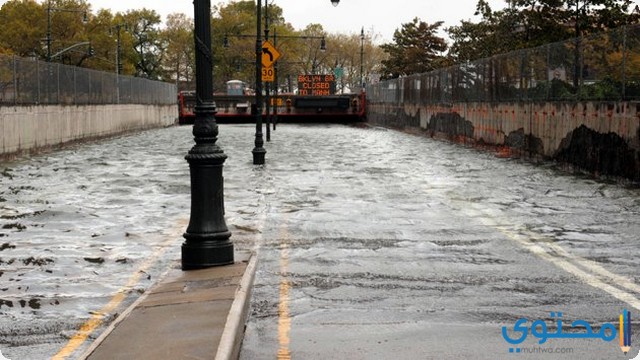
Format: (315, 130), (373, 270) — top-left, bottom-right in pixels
(620, 309), (633, 355)
(501, 309), (634, 356)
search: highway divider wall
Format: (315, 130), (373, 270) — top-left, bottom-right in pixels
(366, 100), (640, 182)
(1, 104), (177, 160)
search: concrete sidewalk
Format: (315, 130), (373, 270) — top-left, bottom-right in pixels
(80, 251), (256, 360)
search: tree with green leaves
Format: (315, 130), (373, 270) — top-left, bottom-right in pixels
(447, 0), (637, 63)
(123, 8), (164, 79)
(162, 13), (194, 89)
(0, 0), (46, 57)
(379, 18), (448, 79)
(0, 0), (91, 62)
(210, 0), (260, 91)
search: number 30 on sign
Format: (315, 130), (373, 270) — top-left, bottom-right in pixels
(262, 66), (275, 82)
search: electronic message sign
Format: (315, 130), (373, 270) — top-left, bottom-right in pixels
(297, 74), (336, 96)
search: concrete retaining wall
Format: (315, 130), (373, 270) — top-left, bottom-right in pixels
(367, 101), (640, 181)
(1, 104), (177, 159)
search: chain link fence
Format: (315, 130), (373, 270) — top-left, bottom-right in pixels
(368, 24), (640, 104)
(0, 54), (176, 106)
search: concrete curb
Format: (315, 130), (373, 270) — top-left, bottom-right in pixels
(215, 254), (258, 360)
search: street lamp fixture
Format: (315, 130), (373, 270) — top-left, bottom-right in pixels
(46, 0), (88, 63)
(331, 0), (340, 6)
(182, 0), (233, 269)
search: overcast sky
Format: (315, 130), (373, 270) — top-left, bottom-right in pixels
(84, 0), (510, 43)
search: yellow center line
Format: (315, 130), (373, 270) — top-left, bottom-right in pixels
(277, 221), (292, 360)
(52, 219), (187, 359)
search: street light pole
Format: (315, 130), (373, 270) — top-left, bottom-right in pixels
(360, 27), (365, 91)
(251, 0), (338, 164)
(622, 5), (640, 99)
(273, 28), (278, 131)
(46, 0), (52, 63)
(573, 0), (588, 89)
(264, 0), (271, 142)
(253, 0), (266, 165)
(110, 23), (127, 104)
(109, 23), (128, 74)
(182, 0), (234, 269)
(45, 0), (88, 63)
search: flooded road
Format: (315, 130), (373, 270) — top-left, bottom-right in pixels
(1, 123), (639, 359)
(0, 125), (260, 359)
(236, 125), (640, 359)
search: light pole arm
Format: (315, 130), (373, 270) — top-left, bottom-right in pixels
(51, 41), (90, 59)
(45, 0), (88, 63)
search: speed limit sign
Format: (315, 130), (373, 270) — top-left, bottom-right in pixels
(262, 66), (275, 82)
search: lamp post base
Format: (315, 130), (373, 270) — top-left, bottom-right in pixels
(182, 235), (234, 270)
(252, 148), (266, 165)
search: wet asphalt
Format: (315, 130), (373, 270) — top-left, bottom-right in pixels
(1, 123), (639, 359)
(235, 124), (640, 359)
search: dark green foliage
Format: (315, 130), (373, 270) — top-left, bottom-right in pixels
(380, 18), (449, 79)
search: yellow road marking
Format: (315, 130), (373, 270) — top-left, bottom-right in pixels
(277, 222), (292, 360)
(52, 220), (187, 359)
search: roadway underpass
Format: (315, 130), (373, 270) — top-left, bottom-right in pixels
(0, 124), (638, 359)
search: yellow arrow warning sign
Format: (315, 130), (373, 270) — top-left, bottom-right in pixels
(261, 40), (281, 68)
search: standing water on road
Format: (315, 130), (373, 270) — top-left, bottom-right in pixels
(0, 123), (638, 359)
(0, 125), (260, 359)
(236, 124), (640, 359)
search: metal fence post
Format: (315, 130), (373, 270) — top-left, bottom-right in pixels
(73, 66), (77, 105)
(57, 62), (60, 104)
(546, 44), (551, 101)
(12, 55), (17, 105)
(519, 50), (525, 101)
(622, 25), (627, 100)
(36, 59), (41, 104)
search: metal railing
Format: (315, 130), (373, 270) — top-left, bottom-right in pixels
(368, 23), (640, 103)
(0, 54), (176, 106)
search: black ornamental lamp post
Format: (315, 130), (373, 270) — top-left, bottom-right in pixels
(253, 0), (266, 165)
(182, 0), (233, 269)
(253, 0), (339, 165)
(264, 0), (272, 143)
